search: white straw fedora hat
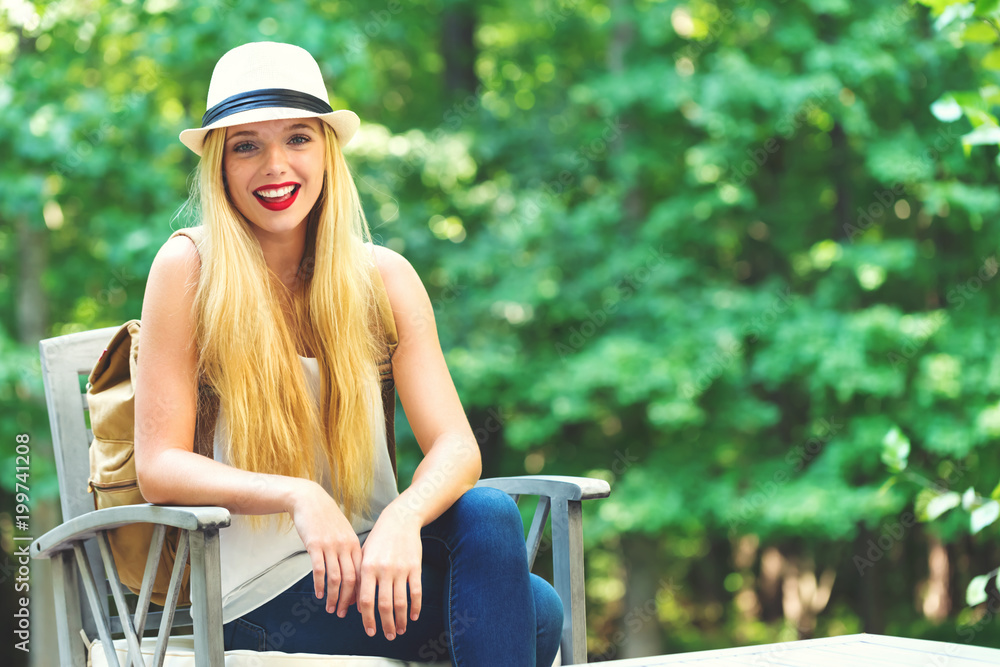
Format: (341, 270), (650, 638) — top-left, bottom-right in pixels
(178, 41), (360, 157)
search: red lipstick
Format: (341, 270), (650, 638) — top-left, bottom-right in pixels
(253, 182), (301, 211)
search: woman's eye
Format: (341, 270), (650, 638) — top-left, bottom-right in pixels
(289, 135), (310, 145)
(233, 142), (256, 153)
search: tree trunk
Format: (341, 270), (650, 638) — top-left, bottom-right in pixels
(921, 534), (950, 622)
(13, 213), (55, 667)
(469, 406), (506, 478)
(856, 526), (884, 634)
(607, 0), (643, 226)
(619, 534), (663, 659)
(440, 0), (477, 95)
(16, 216), (47, 344)
(830, 121), (853, 241)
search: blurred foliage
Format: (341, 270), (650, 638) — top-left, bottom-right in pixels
(897, 0), (1000, 613)
(3, 0), (1000, 663)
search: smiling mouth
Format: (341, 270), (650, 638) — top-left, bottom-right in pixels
(253, 184), (300, 204)
(252, 183), (301, 211)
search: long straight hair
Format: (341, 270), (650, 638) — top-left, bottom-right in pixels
(187, 122), (383, 530)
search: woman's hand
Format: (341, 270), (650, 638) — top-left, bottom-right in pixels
(357, 503), (423, 640)
(289, 479), (363, 617)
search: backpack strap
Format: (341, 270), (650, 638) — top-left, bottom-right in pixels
(165, 226), (399, 480)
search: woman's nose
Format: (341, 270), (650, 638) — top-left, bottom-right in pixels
(262, 141), (289, 175)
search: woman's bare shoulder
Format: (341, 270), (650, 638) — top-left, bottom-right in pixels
(141, 233), (202, 344)
(370, 244), (423, 306)
(152, 233), (202, 282)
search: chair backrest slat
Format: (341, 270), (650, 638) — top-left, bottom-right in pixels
(39, 327), (118, 523)
(39, 327), (194, 641)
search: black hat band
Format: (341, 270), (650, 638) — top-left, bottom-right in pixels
(202, 88), (333, 128)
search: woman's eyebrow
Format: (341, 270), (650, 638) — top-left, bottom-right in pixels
(228, 123), (317, 141)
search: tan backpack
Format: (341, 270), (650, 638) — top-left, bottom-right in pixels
(86, 226), (399, 606)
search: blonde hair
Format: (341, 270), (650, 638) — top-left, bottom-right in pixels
(187, 122), (383, 530)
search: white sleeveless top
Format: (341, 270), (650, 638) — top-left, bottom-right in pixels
(210, 356), (400, 625)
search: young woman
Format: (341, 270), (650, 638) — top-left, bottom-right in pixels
(133, 41), (563, 665)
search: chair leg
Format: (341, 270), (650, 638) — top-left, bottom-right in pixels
(189, 529), (225, 667)
(551, 498), (586, 665)
(52, 550), (87, 667)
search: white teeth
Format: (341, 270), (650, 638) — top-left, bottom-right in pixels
(255, 185), (295, 198)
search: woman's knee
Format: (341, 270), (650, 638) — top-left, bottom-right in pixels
(531, 575), (565, 636)
(454, 486), (521, 525)
(450, 486), (525, 548)
(531, 575), (564, 665)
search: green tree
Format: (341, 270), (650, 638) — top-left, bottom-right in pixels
(4, 1), (1000, 664)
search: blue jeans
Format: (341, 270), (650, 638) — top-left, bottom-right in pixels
(222, 487), (564, 666)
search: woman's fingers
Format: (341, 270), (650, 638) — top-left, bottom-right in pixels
(346, 548), (362, 608)
(324, 549), (342, 613)
(378, 574), (396, 639)
(335, 550), (357, 618)
(309, 549), (326, 601)
(394, 574), (409, 635)
(358, 569), (378, 637)
(408, 569), (422, 622)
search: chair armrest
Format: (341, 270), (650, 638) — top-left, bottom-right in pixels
(475, 474), (609, 665)
(31, 504), (232, 559)
(476, 474), (611, 501)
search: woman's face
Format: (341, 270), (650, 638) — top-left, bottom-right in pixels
(222, 117), (326, 237)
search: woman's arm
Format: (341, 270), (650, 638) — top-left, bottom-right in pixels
(356, 246), (483, 641)
(376, 245), (483, 522)
(134, 235), (363, 617)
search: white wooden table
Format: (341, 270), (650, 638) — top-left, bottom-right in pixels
(601, 633), (1000, 666)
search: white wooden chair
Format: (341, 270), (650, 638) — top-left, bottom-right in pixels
(31, 326), (611, 667)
